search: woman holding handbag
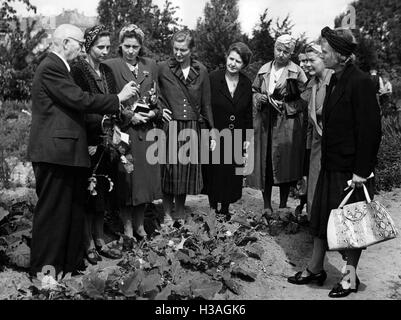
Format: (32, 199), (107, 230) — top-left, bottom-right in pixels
(287, 27), (382, 298)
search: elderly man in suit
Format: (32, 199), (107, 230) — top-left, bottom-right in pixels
(28, 24), (138, 276)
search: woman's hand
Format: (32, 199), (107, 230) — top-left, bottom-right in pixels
(131, 113), (150, 125)
(259, 94), (268, 104)
(162, 108), (173, 122)
(139, 110), (156, 119)
(351, 173), (367, 188)
(88, 146), (97, 156)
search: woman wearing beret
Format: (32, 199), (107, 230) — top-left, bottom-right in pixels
(101, 24), (163, 240)
(248, 34), (308, 217)
(288, 27), (382, 298)
(205, 42), (253, 218)
(71, 25), (122, 263)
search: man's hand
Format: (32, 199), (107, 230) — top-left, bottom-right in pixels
(162, 108), (173, 122)
(210, 139), (217, 151)
(351, 173), (367, 188)
(88, 146), (97, 156)
(117, 81), (139, 103)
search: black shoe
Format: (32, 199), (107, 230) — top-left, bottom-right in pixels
(328, 276), (360, 298)
(86, 248), (101, 265)
(288, 269), (327, 286)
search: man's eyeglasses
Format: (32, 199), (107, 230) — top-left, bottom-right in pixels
(67, 37), (85, 49)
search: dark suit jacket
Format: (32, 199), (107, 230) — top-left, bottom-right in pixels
(321, 63), (382, 178)
(158, 58), (214, 128)
(28, 52), (119, 168)
(209, 69), (252, 132)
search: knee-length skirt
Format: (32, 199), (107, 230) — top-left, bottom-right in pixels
(162, 120), (204, 195)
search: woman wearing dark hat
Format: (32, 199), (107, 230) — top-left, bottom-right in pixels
(71, 25), (122, 264)
(101, 24), (163, 240)
(204, 42), (253, 218)
(288, 27), (382, 298)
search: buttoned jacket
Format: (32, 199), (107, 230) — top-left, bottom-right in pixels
(158, 58), (214, 128)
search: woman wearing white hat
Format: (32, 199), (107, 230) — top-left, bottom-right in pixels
(248, 34), (308, 217)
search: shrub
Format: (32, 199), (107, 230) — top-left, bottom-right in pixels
(376, 115), (401, 191)
(0, 100), (32, 187)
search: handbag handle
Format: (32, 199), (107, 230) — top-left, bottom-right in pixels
(338, 183), (372, 209)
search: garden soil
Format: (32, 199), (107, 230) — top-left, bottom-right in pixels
(1, 187), (400, 300)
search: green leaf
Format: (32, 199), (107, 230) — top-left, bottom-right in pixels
(7, 241), (30, 268)
(119, 270), (144, 298)
(155, 284), (172, 300)
(82, 272), (106, 299)
(190, 278), (223, 300)
(138, 273), (161, 298)
(0, 207), (9, 223)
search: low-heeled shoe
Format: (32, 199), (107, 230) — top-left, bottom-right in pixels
(288, 269), (327, 286)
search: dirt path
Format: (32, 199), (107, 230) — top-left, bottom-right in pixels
(1, 187), (400, 300)
(186, 187), (401, 300)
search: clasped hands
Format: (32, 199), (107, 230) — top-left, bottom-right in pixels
(259, 94), (283, 110)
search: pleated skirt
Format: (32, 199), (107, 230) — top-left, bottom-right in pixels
(161, 120), (203, 195)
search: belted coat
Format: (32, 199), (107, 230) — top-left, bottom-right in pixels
(247, 60), (307, 189)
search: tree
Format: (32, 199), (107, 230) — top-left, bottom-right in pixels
(334, 0), (401, 72)
(272, 14), (294, 39)
(97, 0), (179, 59)
(250, 9), (275, 63)
(195, 0), (244, 70)
(0, 0), (47, 101)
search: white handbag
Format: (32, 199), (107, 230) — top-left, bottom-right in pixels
(327, 184), (398, 251)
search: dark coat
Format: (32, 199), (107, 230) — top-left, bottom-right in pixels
(158, 58), (214, 128)
(205, 70), (253, 204)
(28, 52), (119, 168)
(70, 58), (114, 212)
(321, 63), (382, 178)
(101, 57), (162, 206)
(70, 57), (107, 146)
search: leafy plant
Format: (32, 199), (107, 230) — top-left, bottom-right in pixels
(376, 115), (401, 191)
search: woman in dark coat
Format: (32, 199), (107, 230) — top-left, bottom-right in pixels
(101, 24), (163, 239)
(70, 25), (122, 264)
(158, 30), (216, 222)
(248, 35), (308, 216)
(288, 27), (382, 298)
(205, 42), (253, 217)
